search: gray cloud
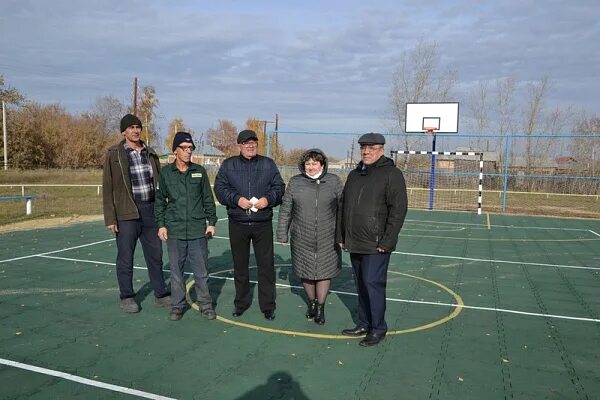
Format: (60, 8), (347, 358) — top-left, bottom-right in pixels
(1, 0), (598, 156)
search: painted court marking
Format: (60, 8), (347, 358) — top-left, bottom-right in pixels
(1, 233), (597, 325)
(0, 358), (176, 400)
(187, 270), (464, 339)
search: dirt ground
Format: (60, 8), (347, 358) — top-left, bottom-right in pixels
(1, 215), (104, 233)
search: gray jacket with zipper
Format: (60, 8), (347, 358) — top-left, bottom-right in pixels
(102, 139), (161, 226)
(276, 149), (343, 280)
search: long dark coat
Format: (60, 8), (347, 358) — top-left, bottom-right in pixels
(276, 149), (343, 280)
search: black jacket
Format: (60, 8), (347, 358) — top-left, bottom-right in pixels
(214, 154), (285, 223)
(338, 156), (408, 254)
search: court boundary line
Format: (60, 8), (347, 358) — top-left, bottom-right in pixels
(404, 218), (593, 232)
(33, 254), (600, 324)
(391, 250), (600, 271)
(0, 239), (113, 264)
(589, 230), (600, 238)
(0, 358), (177, 400)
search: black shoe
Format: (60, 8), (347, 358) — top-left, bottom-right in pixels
(305, 299), (318, 319)
(232, 307), (247, 317)
(169, 307), (184, 321)
(341, 326), (369, 337)
(263, 310), (275, 321)
(359, 333), (386, 347)
(314, 303), (325, 325)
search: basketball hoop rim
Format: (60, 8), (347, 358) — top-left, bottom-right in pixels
(424, 127), (438, 134)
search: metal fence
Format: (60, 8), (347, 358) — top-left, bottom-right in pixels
(269, 131), (600, 218)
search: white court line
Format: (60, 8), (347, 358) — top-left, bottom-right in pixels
(0, 239), (113, 264)
(405, 218), (592, 232)
(205, 269), (600, 323)
(26, 236), (598, 273)
(392, 251), (600, 271)
(0, 358), (177, 400)
(40, 255), (598, 325)
(40, 255), (115, 266)
(589, 230), (600, 238)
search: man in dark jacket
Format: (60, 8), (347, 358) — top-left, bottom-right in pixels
(338, 132), (408, 346)
(214, 129), (285, 320)
(155, 132), (218, 321)
(102, 114), (170, 313)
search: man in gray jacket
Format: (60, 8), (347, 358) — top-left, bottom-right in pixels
(102, 114), (170, 313)
(338, 132), (408, 346)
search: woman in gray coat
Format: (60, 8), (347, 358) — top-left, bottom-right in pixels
(276, 149), (343, 324)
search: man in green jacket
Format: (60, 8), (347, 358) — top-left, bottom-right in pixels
(155, 132), (218, 321)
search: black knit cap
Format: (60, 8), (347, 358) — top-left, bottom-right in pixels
(172, 132), (195, 152)
(358, 132), (385, 145)
(120, 114), (143, 133)
(237, 129), (258, 144)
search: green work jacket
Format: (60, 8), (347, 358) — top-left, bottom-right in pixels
(155, 162), (218, 240)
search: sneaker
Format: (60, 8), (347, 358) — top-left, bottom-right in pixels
(155, 295), (172, 308)
(120, 298), (140, 313)
(169, 307), (184, 321)
(201, 308), (217, 320)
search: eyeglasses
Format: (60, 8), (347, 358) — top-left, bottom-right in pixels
(360, 144), (383, 151)
(241, 141), (258, 147)
(178, 146), (194, 152)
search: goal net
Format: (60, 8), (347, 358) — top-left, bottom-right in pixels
(391, 150), (484, 214)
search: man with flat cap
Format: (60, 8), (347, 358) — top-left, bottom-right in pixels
(214, 129), (285, 320)
(337, 132), (408, 346)
(102, 114), (170, 313)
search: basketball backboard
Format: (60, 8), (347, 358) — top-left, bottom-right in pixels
(405, 102), (459, 133)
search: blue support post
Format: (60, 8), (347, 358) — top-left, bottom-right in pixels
(429, 133), (437, 210)
(501, 135), (510, 211)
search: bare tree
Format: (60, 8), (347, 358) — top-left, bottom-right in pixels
(522, 76), (550, 175)
(389, 41), (457, 161)
(494, 76), (517, 169)
(88, 95), (128, 135)
(467, 80), (490, 150)
(571, 112), (600, 176)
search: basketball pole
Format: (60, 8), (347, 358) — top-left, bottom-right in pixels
(428, 130), (436, 210)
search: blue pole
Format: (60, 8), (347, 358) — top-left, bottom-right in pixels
(501, 135), (510, 211)
(429, 133), (436, 210)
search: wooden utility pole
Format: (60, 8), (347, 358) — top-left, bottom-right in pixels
(133, 77), (138, 115)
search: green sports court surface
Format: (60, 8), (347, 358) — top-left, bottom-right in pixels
(1, 207), (599, 399)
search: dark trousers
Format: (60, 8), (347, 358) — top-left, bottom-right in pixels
(350, 253), (391, 335)
(115, 200), (169, 299)
(228, 220), (276, 312)
(167, 237), (212, 310)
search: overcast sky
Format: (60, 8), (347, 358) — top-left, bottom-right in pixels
(1, 0), (598, 156)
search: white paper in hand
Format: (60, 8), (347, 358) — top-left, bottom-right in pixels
(249, 197), (259, 212)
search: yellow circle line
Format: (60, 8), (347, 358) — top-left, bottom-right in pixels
(402, 234), (600, 242)
(186, 270), (464, 339)
(386, 271), (463, 335)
